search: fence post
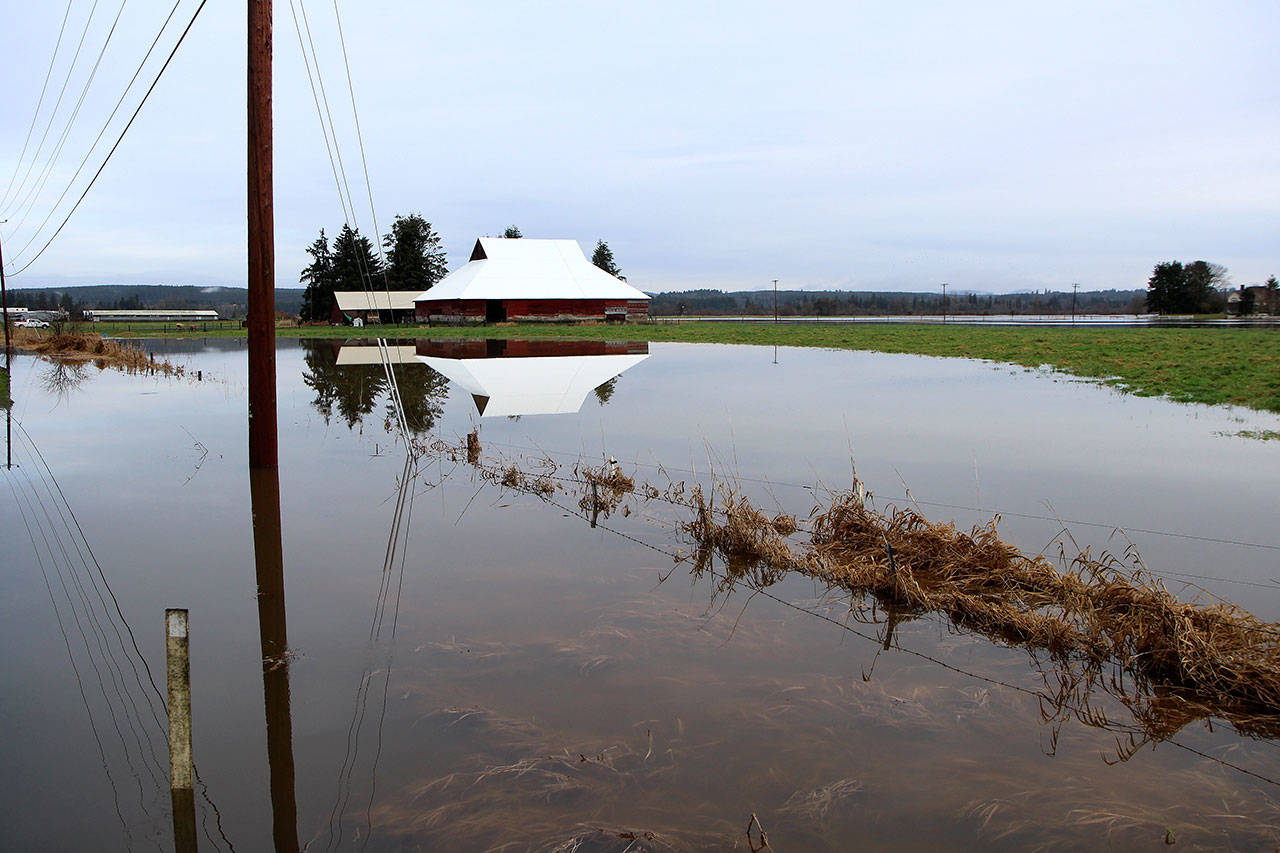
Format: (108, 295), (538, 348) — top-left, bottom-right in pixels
(166, 608), (198, 852)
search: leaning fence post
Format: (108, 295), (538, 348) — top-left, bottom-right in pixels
(166, 608), (198, 852)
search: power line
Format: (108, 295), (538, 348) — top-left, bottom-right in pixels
(5, 0), (187, 264)
(1, 0), (107, 218)
(5, 0), (212, 278)
(0, 0), (76, 209)
(4, 0), (132, 233)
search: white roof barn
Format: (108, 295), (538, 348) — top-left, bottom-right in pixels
(415, 238), (649, 303)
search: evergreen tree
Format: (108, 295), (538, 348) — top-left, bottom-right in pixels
(1266, 275), (1279, 314)
(383, 213), (447, 292)
(331, 223), (384, 293)
(590, 240), (625, 280)
(299, 229), (336, 321)
(1147, 260), (1227, 314)
(502, 225), (522, 238)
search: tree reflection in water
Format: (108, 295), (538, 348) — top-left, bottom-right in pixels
(301, 341), (449, 434)
(39, 360), (93, 401)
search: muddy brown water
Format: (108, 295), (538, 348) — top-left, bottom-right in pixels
(2, 337), (1279, 850)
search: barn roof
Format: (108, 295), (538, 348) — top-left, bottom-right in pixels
(333, 291), (421, 311)
(414, 238), (649, 302)
(417, 351), (650, 416)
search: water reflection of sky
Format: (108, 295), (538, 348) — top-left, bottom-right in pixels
(3, 338), (1280, 850)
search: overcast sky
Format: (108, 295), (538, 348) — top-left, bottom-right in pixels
(1, 0), (1277, 294)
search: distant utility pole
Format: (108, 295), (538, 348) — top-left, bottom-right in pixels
(1, 220), (10, 358)
(941, 283), (948, 324)
(1071, 282), (1079, 326)
(773, 279), (778, 323)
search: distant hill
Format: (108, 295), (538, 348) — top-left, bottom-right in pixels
(6, 283), (1148, 319)
(6, 285), (304, 318)
(646, 288), (1147, 316)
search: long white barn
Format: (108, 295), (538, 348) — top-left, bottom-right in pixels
(414, 238), (649, 324)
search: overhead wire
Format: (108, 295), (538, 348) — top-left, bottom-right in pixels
(5, 414), (234, 851)
(6, 0), (188, 265)
(4, 0), (132, 236)
(0, 0), (76, 209)
(287, 0), (408, 440)
(1, 0), (106, 218)
(4, 0), (212, 278)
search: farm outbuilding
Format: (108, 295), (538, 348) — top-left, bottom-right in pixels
(414, 238), (650, 324)
(331, 291), (420, 325)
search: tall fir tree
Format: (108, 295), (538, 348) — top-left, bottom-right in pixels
(331, 223), (384, 291)
(299, 229), (335, 321)
(383, 213), (447, 292)
(590, 240), (624, 280)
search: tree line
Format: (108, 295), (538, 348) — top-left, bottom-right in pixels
(647, 288), (1147, 317)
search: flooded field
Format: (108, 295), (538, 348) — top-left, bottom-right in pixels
(3, 337), (1280, 850)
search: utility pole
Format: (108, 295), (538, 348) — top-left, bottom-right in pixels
(941, 283), (948, 324)
(773, 279), (778, 323)
(248, 4), (299, 851)
(248, 0), (277, 471)
(1071, 282), (1079, 326)
(2, 220), (10, 471)
(1, 220), (11, 359)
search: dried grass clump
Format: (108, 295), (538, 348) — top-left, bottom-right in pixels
(682, 486), (812, 584)
(466, 428), (481, 465)
(575, 462), (636, 518)
(493, 464), (555, 496)
(14, 326), (184, 376)
(685, 487), (1280, 716)
(579, 463), (634, 498)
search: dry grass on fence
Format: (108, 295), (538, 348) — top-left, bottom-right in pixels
(683, 484), (1280, 726)
(441, 434), (1280, 734)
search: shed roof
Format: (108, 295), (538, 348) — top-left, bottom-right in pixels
(415, 238), (649, 303)
(334, 344), (419, 365)
(333, 291), (421, 312)
(418, 351), (650, 416)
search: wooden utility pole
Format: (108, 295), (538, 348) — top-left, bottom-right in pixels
(1071, 282), (1079, 326)
(1, 221), (11, 358)
(247, 5), (299, 850)
(166, 609), (197, 853)
(941, 282), (948, 324)
(773, 279), (778, 323)
(247, 0), (277, 470)
(251, 467), (299, 853)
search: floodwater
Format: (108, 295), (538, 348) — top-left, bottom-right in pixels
(3, 337), (1280, 850)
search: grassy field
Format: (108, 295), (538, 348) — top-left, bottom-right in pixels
(106, 320), (1280, 413)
